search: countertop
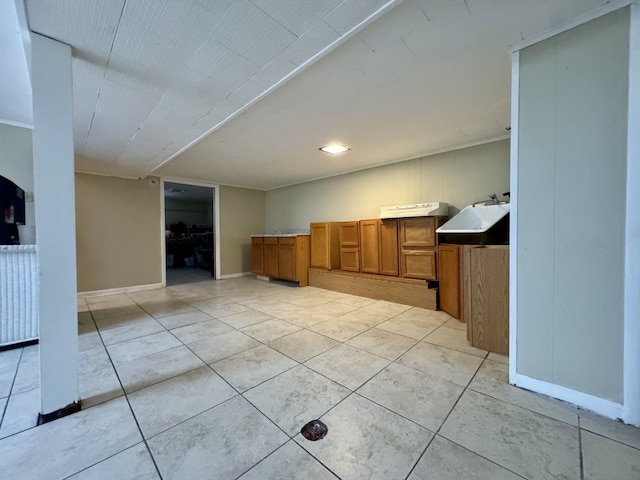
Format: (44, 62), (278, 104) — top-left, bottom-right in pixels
(251, 232), (309, 238)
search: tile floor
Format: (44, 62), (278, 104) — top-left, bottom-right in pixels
(0, 276), (638, 479)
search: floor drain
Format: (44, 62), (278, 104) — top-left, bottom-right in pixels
(301, 419), (328, 441)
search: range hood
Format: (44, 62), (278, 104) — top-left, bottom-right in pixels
(379, 202), (449, 219)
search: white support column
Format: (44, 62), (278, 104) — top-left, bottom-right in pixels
(623, 1), (640, 427)
(31, 33), (79, 418)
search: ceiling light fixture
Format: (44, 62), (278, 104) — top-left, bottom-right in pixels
(319, 144), (350, 155)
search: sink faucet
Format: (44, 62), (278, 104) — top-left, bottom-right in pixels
(472, 194), (499, 207)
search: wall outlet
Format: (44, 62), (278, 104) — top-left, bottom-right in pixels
(25, 191), (34, 202)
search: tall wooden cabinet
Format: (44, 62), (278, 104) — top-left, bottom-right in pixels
(338, 221), (360, 272)
(251, 236), (264, 275)
(263, 237), (279, 278)
(360, 219), (398, 276)
(310, 222), (340, 270)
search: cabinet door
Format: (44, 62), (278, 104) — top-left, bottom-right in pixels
(251, 237), (264, 275)
(340, 248), (360, 272)
(399, 217), (435, 247)
(310, 223), (329, 269)
(401, 250), (436, 280)
(278, 237), (296, 281)
(263, 237), (279, 278)
(379, 220), (399, 276)
(439, 244), (461, 319)
(360, 220), (380, 274)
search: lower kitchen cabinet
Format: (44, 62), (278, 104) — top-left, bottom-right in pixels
(360, 219), (398, 276)
(338, 221), (360, 272)
(438, 244), (461, 319)
(399, 217), (446, 280)
(251, 235), (310, 286)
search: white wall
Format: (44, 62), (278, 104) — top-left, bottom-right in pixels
(516, 8), (629, 404)
(0, 123), (33, 192)
(266, 140), (509, 231)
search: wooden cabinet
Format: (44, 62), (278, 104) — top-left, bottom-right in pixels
(263, 237), (279, 278)
(399, 217), (446, 280)
(360, 219), (398, 276)
(251, 237), (264, 275)
(338, 221), (360, 272)
(438, 244), (461, 319)
(310, 222), (340, 270)
(463, 245), (509, 354)
(251, 235), (310, 286)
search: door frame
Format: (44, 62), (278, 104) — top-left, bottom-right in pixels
(160, 177), (220, 285)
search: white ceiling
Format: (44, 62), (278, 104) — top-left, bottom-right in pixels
(19, 0), (614, 190)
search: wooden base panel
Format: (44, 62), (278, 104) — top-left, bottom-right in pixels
(308, 268), (437, 310)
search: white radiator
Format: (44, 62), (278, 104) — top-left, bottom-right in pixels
(0, 245), (38, 346)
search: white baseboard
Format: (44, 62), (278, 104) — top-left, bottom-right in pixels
(513, 372), (625, 421)
(218, 272), (253, 280)
(77, 283), (163, 299)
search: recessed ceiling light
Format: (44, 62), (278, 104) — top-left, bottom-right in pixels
(319, 144), (350, 154)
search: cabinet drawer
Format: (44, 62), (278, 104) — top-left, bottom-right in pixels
(401, 250), (436, 280)
(278, 237), (296, 246)
(264, 237), (278, 245)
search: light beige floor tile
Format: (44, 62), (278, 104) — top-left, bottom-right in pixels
(99, 317), (165, 346)
(212, 345), (297, 392)
(334, 295), (378, 307)
(68, 442), (160, 479)
(11, 344), (39, 393)
(201, 302), (251, 319)
(79, 365), (124, 408)
(78, 345), (113, 376)
(239, 441), (338, 480)
(128, 366), (237, 438)
(148, 396), (288, 480)
(155, 310), (214, 330)
(285, 295), (333, 308)
(78, 330), (103, 353)
(488, 351), (509, 364)
(397, 342), (483, 386)
(579, 409), (640, 449)
(360, 300), (412, 318)
(86, 293), (135, 306)
(276, 309), (337, 328)
(0, 386), (39, 438)
(139, 299), (196, 318)
(107, 331), (182, 364)
(240, 318), (302, 342)
(0, 397), (142, 480)
(582, 430), (640, 480)
(170, 318), (233, 344)
(218, 309), (272, 328)
(308, 301), (360, 316)
(469, 360), (578, 426)
(115, 346), (205, 393)
(376, 316), (441, 340)
(408, 435), (523, 480)
(440, 389), (580, 480)
(268, 330), (339, 362)
(347, 328), (418, 360)
(297, 393), (433, 480)
(339, 309), (391, 327)
(424, 326), (488, 357)
(389, 306), (443, 323)
(305, 344), (389, 390)
(0, 348), (21, 398)
(442, 317), (466, 331)
(94, 310), (155, 331)
(189, 296), (236, 312)
(77, 312), (96, 334)
(358, 363), (463, 432)
(186, 330), (261, 364)
(90, 304), (144, 321)
(244, 365), (350, 436)
(308, 319), (370, 342)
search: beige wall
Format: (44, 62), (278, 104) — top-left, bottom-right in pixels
(219, 185), (265, 276)
(75, 173), (163, 292)
(265, 140), (510, 231)
(517, 9), (628, 402)
(0, 124), (33, 192)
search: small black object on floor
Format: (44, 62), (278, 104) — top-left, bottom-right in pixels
(301, 419), (328, 441)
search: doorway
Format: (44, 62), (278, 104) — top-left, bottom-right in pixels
(161, 180), (219, 286)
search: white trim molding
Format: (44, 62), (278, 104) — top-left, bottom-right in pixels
(218, 272), (253, 280)
(623, 1), (640, 427)
(514, 373), (624, 420)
